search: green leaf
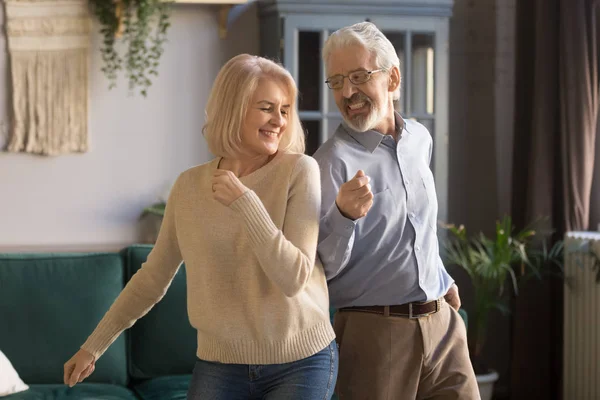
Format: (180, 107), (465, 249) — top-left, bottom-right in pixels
(142, 202), (165, 217)
(441, 215), (565, 360)
(494, 302), (511, 316)
(88, 0), (171, 96)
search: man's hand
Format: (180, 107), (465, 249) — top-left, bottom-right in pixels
(336, 170), (373, 220)
(444, 284), (461, 311)
(212, 170), (249, 206)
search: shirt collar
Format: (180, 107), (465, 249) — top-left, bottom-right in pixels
(340, 112), (407, 153)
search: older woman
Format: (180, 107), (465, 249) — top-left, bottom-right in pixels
(64, 54), (338, 399)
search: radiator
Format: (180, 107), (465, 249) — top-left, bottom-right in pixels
(564, 231), (600, 400)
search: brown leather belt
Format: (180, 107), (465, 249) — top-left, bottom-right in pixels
(340, 298), (443, 319)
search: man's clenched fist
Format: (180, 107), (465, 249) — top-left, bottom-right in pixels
(335, 170), (373, 220)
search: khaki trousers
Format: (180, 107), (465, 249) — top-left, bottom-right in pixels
(333, 300), (480, 400)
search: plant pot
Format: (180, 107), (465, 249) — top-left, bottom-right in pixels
(140, 214), (163, 244)
(476, 370), (499, 400)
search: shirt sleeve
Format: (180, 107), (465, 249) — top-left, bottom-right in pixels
(314, 150), (357, 280)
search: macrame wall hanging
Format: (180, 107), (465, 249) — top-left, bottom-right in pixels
(4, 0), (91, 156)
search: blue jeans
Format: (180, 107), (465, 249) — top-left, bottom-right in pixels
(187, 341), (338, 400)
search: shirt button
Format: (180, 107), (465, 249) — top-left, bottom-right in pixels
(410, 212), (416, 218)
(405, 180), (410, 185)
(415, 245), (421, 251)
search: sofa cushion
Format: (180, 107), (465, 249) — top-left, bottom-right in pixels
(132, 375), (191, 400)
(0, 253), (128, 386)
(458, 308), (468, 329)
(123, 245), (196, 379)
(1, 383), (138, 399)
(330, 307), (336, 324)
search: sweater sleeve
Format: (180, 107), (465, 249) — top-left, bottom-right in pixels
(229, 155), (321, 297)
(81, 175), (185, 359)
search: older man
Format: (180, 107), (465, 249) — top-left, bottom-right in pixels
(313, 22), (479, 400)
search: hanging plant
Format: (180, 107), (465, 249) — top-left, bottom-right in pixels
(88, 0), (172, 96)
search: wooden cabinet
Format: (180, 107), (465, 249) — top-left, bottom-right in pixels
(257, 0), (453, 224)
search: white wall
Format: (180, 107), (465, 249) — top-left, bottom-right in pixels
(0, 5), (259, 251)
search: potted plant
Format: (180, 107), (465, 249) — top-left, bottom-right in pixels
(142, 202), (166, 218)
(139, 180), (173, 242)
(442, 216), (563, 400)
(87, 0), (172, 96)
(139, 201), (165, 243)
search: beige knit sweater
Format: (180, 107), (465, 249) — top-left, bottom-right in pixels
(81, 152), (335, 364)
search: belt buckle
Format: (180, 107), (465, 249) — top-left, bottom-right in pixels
(409, 299), (441, 319)
(408, 303), (418, 319)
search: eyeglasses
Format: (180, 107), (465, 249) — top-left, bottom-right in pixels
(325, 69), (387, 90)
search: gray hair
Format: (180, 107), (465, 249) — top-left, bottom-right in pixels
(322, 22), (401, 100)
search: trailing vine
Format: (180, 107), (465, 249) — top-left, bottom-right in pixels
(88, 0), (172, 97)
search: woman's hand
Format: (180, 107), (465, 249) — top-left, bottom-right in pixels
(63, 348), (96, 387)
(212, 170), (249, 206)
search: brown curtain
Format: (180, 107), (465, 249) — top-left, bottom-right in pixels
(510, 0), (599, 399)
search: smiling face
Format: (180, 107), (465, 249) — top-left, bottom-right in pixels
(326, 43), (398, 132)
(240, 78), (290, 158)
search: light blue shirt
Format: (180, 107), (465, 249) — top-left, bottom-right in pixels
(313, 114), (454, 309)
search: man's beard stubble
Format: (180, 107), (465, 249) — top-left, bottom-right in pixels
(342, 92), (381, 132)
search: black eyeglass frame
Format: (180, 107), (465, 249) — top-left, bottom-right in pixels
(325, 69), (387, 89)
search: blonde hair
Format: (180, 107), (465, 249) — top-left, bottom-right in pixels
(323, 22), (401, 101)
(203, 54), (305, 157)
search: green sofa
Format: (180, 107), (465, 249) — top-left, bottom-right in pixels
(0, 245), (196, 400)
(0, 244), (466, 400)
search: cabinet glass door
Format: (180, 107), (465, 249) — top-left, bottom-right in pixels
(275, 12), (449, 226)
(295, 27), (436, 161)
(297, 30), (323, 154)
